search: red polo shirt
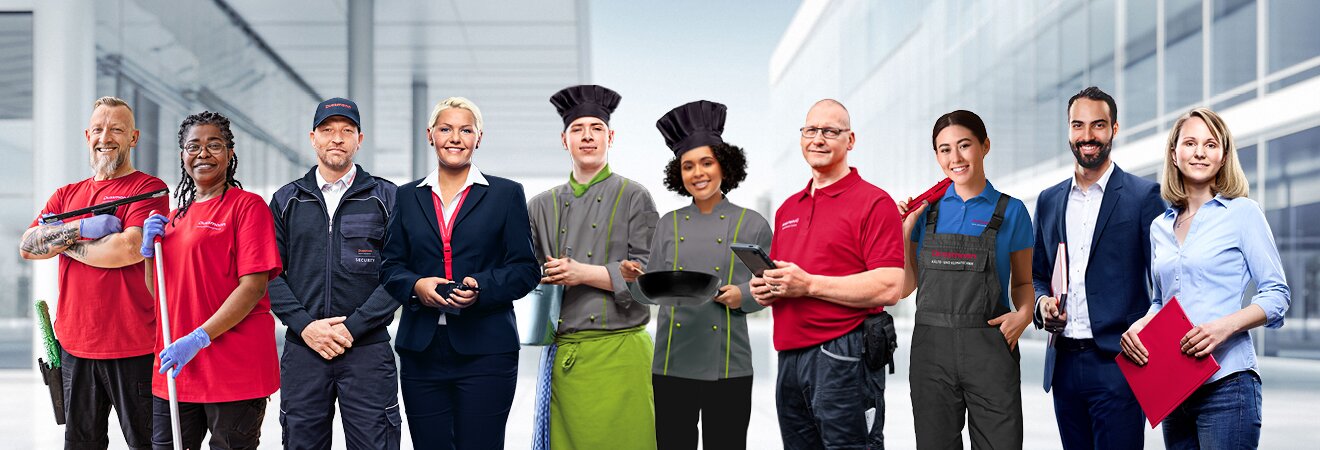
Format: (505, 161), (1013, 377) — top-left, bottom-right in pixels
(768, 168), (903, 351)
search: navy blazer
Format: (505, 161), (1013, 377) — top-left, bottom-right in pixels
(1031, 164), (1165, 391)
(380, 174), (539, 355)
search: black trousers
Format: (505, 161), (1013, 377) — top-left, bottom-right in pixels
(653, 374), (753, 450)
(151, 396), (267, 450)
(61, 350), (154, 450)
(398, 325), (518, 450)
(279, 341), (401, 450)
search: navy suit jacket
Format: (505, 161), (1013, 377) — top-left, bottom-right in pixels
(1031, 164), (1165, 391)
(380, 174), (539, 355)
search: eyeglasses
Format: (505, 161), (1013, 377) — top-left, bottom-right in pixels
(800, 127), (850, 139)
(183, 141), (228, 155)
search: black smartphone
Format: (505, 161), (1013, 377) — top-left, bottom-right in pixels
(731, 243), (775, 277)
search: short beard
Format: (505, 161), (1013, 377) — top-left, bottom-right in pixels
(318, 154), (352, 173)
(91, 151), (127, 178)
(1070, 139), (1112, 170)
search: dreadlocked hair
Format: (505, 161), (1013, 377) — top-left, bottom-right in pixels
(172, 111), (242, 226)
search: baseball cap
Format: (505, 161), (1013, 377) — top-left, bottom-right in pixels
(312, 97), (361, 130)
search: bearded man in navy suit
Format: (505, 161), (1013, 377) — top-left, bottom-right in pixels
(1032, 86), (1165, 450)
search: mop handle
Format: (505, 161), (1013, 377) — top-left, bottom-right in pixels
(153, 241), (183, 450)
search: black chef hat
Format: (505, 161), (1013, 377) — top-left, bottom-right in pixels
(550, 85), (622, 128)
(656, 100), (726, 156)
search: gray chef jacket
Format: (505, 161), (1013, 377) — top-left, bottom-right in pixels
(630, 199), (773, 381)
(528, 171), (659, 334)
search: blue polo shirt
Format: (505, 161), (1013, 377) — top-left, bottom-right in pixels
(909, 181), (1033, 309)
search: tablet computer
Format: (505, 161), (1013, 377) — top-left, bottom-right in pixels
(731, 243), (774, 277)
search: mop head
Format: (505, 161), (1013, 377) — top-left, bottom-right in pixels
(35, 300), (60, 368)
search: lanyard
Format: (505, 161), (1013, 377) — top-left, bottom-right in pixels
(432, 185), (472, 280)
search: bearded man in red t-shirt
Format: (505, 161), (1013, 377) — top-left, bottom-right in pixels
(20, 96), (169, 450)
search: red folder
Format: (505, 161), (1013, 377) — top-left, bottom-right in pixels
(1115, 298), (1220, 428)
(902, 177), (953, 219)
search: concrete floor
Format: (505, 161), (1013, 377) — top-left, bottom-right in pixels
(4, 318), (1318, 449)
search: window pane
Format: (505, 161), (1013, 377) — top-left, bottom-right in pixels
(1212, 0), (1256, 95)
(1263, 126), (1320, 357)
(1268, 0), (1320, 73)
(1124, 0), (1158, 126)
(0, 12), (33, 369)
(0, 13), (33, 119)
(1165, 0), (1204, 113)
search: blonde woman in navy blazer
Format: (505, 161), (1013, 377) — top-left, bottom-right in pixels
(380, 97), (539, 449)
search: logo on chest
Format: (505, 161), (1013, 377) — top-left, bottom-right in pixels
(780, 218), (800, 231)
(196, 221), (226, 231)
(101, 195), (128, 202)
(971, 219), (989, 228)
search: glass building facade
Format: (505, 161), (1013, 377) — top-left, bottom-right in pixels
(768, 0), (1320, 358)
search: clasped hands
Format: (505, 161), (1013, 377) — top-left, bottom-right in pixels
(413, 276), (480, 311)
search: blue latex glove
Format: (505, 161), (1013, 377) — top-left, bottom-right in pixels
(159, 327), (210, 378)
(39, 213), (63, 226)
(79, 214), (122, 239)
(140, 214), (169, 258)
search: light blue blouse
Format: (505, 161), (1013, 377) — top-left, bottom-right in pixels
(1149, 195), (1290, 383)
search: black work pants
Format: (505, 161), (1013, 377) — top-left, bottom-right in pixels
(279, 341), (401, 450)
(61, 350), (154, 450)
(150, 396), (267, 450)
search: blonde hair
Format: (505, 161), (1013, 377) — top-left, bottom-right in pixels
(92, 96), (132, 113)
(1160, 107), (1250, 208)
(428, 96), (483, 132)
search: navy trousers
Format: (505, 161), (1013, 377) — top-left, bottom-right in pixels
(1051, 343), (1144, 450)
(397, 325), (518, 450)
(279, 341), (401, 450)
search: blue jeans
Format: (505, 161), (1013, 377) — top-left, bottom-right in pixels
(1162, 371), (1262, 450)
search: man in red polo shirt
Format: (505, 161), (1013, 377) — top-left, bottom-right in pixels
(20, 96), (168, 449)
(751, 99), (906, 449)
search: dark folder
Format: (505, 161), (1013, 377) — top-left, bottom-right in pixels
(1115, 297), (1220, 428)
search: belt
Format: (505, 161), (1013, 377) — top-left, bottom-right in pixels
(1055, 337), (1097, 352)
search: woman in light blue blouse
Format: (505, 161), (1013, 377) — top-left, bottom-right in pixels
(1120, 107), (1289, 449)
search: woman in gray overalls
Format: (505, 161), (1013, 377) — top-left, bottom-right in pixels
(898, 110), (1036, 449)
(620, 100), (772, 450)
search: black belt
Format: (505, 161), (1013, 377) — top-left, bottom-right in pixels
(1055, 337), (1097, 352)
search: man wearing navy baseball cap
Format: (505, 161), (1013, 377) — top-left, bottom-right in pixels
(268, 97), (402, 449)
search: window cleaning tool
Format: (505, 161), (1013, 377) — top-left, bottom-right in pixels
(152, 239), (183, 450)
(38, 188), (168, 225)
(34, 300), (65, 425)
(902, 177), (953, 219)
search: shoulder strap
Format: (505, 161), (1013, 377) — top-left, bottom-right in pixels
(986, 194), (1011, 231)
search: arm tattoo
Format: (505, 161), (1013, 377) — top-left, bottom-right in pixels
(20, 223), (80, 255)
(64, 242), (90, 261)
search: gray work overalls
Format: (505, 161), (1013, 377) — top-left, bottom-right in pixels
(910, 194), (1024, 449)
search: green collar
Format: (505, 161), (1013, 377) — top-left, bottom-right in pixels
(568, 165), (612, 197)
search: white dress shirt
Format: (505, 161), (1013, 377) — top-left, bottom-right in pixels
(316, 165), (357, 230)
(1061, 162), (1114, 339)
(418, 165), (489, 324)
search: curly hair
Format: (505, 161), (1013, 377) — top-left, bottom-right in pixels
(662, 143), (748, 197)
(173, 111), (242, 224)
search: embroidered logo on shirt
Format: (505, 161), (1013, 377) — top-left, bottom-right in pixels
(102, 195), (128, 202)
(196, 221), (226, 231)
(971, 219), (989, 227)
(780, 218), (800, 231)
(930, 250), (978, 267)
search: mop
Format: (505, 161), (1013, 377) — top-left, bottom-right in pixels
(152, 237), (184, 450)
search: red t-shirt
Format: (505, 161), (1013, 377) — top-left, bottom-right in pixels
(768, 168), (904, 351)
(151, 188), (282, 403)
(34, 171), (169, 359)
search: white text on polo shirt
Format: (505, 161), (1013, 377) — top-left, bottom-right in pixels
(780, 218), (800, 231)
(196, 221), (226, 231)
